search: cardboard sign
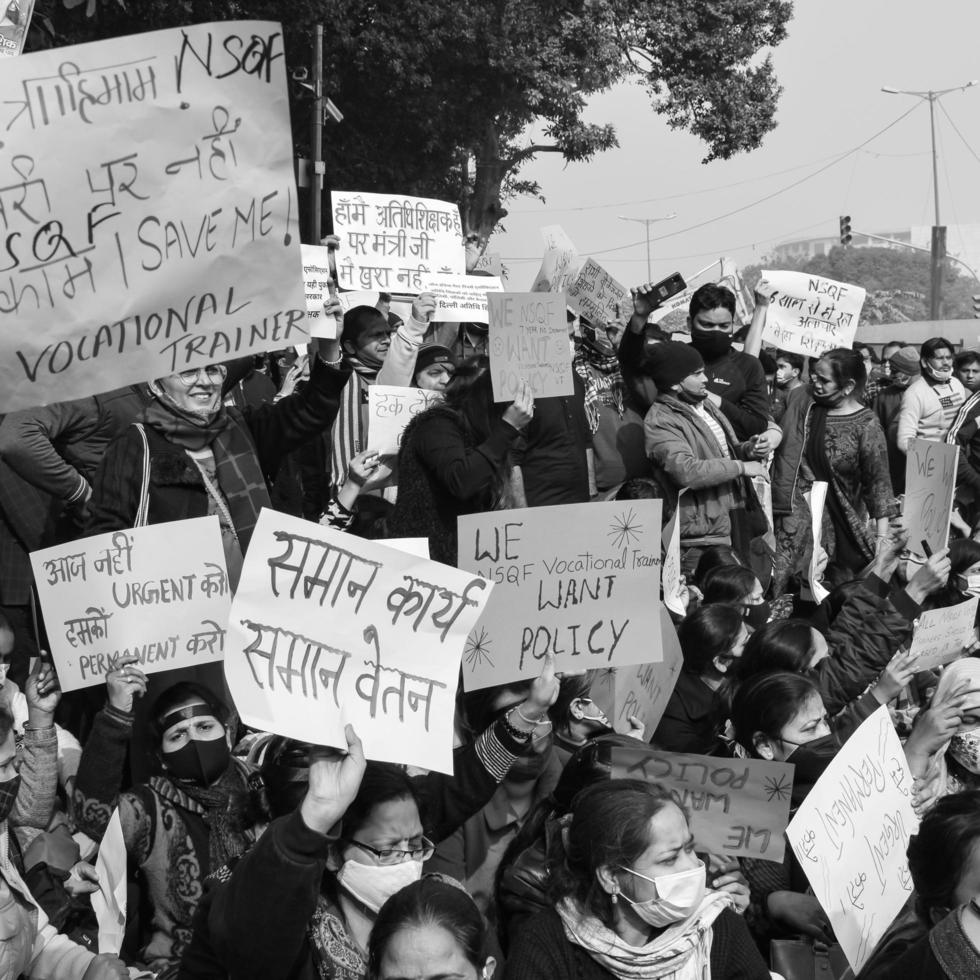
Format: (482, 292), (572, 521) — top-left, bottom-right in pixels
(529, 225), (581, 294)
(30, 518), (230, 692)
(420, 272), (503, 323)
(909, 596), (979, 670)
(904, 438), (958, 556)
(300, 244), (337, 339)
(487, 291), (574, 401)
(457, 500), (662, 690)
(0, 22), (307, 412)
(367, 385), (443, 456)
(225, 511), (492, 774)
(474, 251), (503, 278)
(567, 258), (631, 328)
(760, 270), (866, 358)
(332, 191), (464, 295)
(590, 607), (683, 736)
(610, 744), (794, 862)
(786, 706), (918, 974)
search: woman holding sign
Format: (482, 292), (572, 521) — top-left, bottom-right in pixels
(772, 347), (896, 594)
(387, 357), (533, 565)
(503, 780), (768, 979)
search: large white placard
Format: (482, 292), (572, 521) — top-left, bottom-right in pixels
(457, 500), (663, 690)
(908, 597), (979, 670)
(0, 22), (307, 412)
(785, 706), (918, 974)
(760, 270), (865, 358)
(30, 517), (230, 692)
(420, 272), (503, 323)
(225, 510), (492, 774)
(367, 385), (443, 456)
(331, 191), (464, 295)
(529, 225), (581, 294)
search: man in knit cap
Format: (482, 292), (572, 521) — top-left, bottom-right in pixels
(873, 345), (920, 495)
(641, 341), (774, 575)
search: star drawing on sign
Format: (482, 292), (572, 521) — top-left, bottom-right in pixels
(608, 507), (643, 549)
(464, 627), (494, 670)
(764, 773), (791, 802)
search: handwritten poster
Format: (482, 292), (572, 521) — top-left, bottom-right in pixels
(591, 607), (683, 737)
(457, 500), (662, 690)
(610, 744), (794, 862)
(904, 438), (957, 556)
(331, 191), (464, 295)
(474, 251), (503, 278)
(225, 511), (492, 773)
(488, 291), (574, 401)
(786, 706), (917, 974)
(529, 225), (581, 294)
(759, 270), (866, 358)
(300, 244), (337, 339)
(367, 385), (442, 456)
(661, 490), (687, 618)
(420, 272), (503, 323)
(567, 258), (631, 328)
(0, 22), (307, 412)
(30, 518), (230, 692)
(909, 596), (979, 670)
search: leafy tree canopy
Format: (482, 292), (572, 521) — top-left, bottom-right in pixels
(28, 0), (792, 238)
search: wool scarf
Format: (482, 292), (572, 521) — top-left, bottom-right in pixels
(330, 354), (380, 492)
(574, 345), (626, 433)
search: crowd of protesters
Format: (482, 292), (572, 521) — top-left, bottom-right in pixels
(4, 232), (980, 980)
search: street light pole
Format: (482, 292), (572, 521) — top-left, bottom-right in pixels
(618, 213), (677, 282)
(882, 80), (977, 319)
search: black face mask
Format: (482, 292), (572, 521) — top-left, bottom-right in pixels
(811, 387), (847, 407)
(163, 737), (230, 786)
(743, 601), (771, 630)
(785, 732), (841, 807)
(0, 774), (20, 823)
(690, 330), (732, 362)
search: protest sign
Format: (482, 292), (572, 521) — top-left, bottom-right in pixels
(591, 607), (683, 737)
(487, 292), (574, 401)
(904, 438), (958, 556)
(331, 191), (464, 295)
(806, 482), (830, 604)
(909, 596), (979, 670)
(786, 706), (917, 974)
(367, 385), (443, 456)
(91, 809), (127, 955)
(474, 251), (503, 278)
(300, 244), (337, 339)
(0, 0), (34, 57)
(420, 272), (503, 323)
(567, 258), (631, 328)
(759, 270), (866, 358)
(530, 225), (581, 294)
(30, 518), (230, 692)
(457, 500), (662, 690)
(610, 744), (794, 862)
(0, 22), (308, 412)
(225, 510), (492, 773)
(660, 489), (687, 618)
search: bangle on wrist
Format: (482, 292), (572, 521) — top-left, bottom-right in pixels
(500, 709), (533, 743)
(514, 702), (551, 727)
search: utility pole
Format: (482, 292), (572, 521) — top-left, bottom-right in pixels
(882, 79), (977, 320)
(309, 25), (324, 244)
(617, 213), (677, 282)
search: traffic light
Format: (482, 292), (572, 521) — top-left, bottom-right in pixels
(839, 215), (852, 247)
(973, 294), (980, 318)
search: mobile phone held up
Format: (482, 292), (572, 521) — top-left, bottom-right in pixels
(648, 272), (686, 308)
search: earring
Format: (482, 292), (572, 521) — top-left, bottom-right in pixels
(611, 892), (618, 905)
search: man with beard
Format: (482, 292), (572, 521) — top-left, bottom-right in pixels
(642, 342), (771, 575)
(619, 283), (772, 441)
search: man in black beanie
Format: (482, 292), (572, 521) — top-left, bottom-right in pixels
(642, 341), (774, 575)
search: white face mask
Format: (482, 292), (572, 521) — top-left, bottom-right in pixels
(336, 858), (423, 913)
(620, 860), (706, 927)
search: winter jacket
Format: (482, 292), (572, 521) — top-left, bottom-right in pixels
(874, 383), (909, 494)
(644, 393), (755, 548)
(86, 356), (350, 542)
(897, 375), (966, 451)
(771, 384), (811, 514)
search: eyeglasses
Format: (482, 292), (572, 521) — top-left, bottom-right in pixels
(175, 365), (227, 386)
(342, 836), (435, 864)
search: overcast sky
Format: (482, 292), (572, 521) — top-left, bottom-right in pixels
(492, 0), (980, 291)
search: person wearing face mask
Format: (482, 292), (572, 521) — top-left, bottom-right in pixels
(771, 347), (896, 594)
(874, 345), (921, 495)
(547, 673), (619, 767)
(699, 564), (772, 630)
(896, 337), (966, 454)
(72, 669), (252, 979)
(504, 779), (768, 980)
(652, 604), (748, 754)
(621, 282), (772, 441)
(643, 341), (775, 576)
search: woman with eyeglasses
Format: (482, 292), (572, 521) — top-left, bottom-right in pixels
(188, 658), (564, 980)
(503, 779), (768, 980)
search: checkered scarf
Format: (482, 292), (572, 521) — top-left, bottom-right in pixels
(573, 345), (626, 433)
(141, 400), (271, 551)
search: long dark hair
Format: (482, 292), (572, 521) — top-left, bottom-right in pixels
(730, 671), (822, 757)
(737, 619), (815, 681)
